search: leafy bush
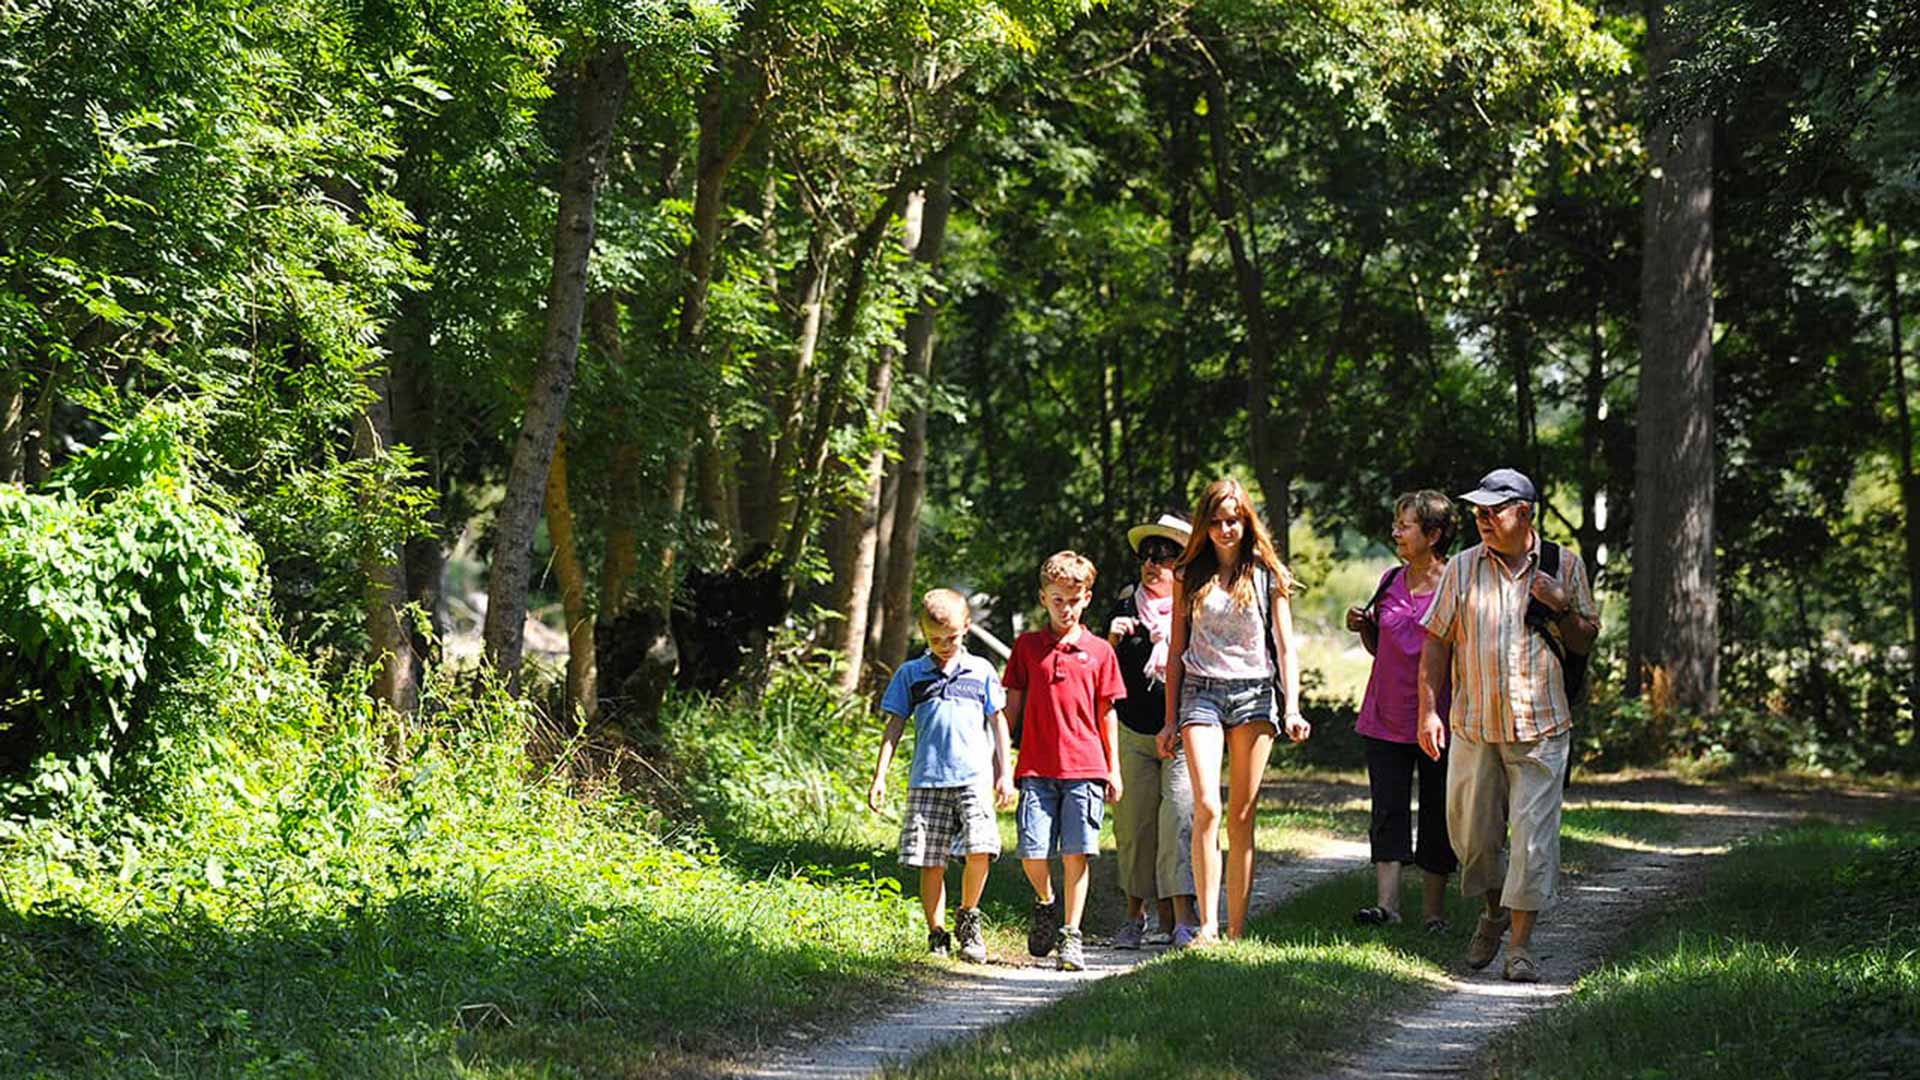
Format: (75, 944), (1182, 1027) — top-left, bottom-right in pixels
(658, 648), (887, 842)
(1, 405), (261, 821)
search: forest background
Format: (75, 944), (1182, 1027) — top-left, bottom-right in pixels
(1, 0), (1918, 1073)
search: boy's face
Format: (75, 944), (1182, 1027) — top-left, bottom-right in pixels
(1040, 581), (1092, 633)
(922, 617), (967, 663)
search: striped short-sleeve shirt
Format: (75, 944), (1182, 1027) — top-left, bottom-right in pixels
(1419, 535), (1596, 743)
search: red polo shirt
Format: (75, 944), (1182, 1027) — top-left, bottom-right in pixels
(1003, 625), (1125, 780)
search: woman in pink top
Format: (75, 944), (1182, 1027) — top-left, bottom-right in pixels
(1344, 490), (1459, 930)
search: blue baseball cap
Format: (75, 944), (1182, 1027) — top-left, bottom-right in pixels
(1459, 468), (1538, 506)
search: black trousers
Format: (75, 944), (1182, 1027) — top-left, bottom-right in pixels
(1363, 735), (1459, 876)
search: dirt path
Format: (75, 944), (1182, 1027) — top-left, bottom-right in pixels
(729, 777), (1892, 1080)
(729, 829), (1372, 1080)
(1321, 781), (1827, 1079)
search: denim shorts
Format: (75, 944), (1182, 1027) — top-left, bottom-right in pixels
(1015, 777), (1105, 859)
(1178, 674), (1277, 732)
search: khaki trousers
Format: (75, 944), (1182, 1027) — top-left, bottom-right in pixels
(1445, 730), (1568, 912)
(1114, 726), (1196, 900)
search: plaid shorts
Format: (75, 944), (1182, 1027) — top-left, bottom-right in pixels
(898, 783), (1001, 868)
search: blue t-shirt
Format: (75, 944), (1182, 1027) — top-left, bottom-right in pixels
(881, 649), (1005, 788)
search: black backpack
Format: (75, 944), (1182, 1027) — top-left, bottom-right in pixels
(1522, 541), (1589, 705)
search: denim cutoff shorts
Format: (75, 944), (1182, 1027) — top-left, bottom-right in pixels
(1015, 777), (1106, 859)
(1178, 673), (1277, 732)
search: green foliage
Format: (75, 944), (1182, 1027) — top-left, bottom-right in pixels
(659, 644), (889, 840)
(0, 659), (922, 1077)
(0, 405), (261, 820)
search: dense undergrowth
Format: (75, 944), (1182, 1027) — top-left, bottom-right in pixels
(0, 656), (925, 1078)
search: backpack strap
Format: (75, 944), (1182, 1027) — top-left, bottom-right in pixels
(1523, 540), (1567, 664)
(1364, 565), (1403, 618)
(1258, 565), (1280, 683)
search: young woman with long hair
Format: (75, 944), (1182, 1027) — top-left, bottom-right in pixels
(1155, 478), (1310, 944)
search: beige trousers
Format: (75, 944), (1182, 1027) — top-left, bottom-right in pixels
(1445, 730), (1568, 912)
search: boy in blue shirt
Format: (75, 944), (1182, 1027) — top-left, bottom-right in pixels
(868, 588), (1017, 962)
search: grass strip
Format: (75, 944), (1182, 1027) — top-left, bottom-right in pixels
(881, 783), (1714, 1079)
(1481, 811), (1920, 1080)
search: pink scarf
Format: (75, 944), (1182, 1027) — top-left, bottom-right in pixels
(1136, 588), (1175, 683)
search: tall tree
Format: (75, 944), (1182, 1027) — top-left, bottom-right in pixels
(483, 44), (631, 686)
(1630, 0), (1718, 714)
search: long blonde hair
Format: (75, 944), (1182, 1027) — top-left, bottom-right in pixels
(1177, 477), (1290, 611)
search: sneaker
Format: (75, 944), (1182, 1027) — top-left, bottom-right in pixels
(1057, 926), (1086, 971)
(954, 907), (987, 964)
(1503, 945), (1540, 983)
(928, 927), (952, 958)
(1465, 911), (1510, 970)
(1027, 898), (1062, 958)
(1111, 918), (1146, 950)
(1170, 923), (1212, 950)
(1143, 926), (1175, 946)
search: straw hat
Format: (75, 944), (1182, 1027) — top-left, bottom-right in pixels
(1126, 513), (1193, 552)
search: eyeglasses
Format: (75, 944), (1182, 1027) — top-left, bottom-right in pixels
(1139, 542), (1182, 564)
(1471, 500), (1524, 521)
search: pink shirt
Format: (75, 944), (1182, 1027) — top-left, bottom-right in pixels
(1355, 569), (1450, 743)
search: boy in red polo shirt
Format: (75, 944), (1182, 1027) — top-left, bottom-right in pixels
(1002, 550), (1126, 971)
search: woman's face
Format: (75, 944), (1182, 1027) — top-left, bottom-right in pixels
(1138, 538), (1181, 588)
(1208, 497), (1246, 558)
(1392, 508), (1434, 562)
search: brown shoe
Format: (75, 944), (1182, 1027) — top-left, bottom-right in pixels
(1466, 911), (1510, 970)
(1503, 945), (1539, 983)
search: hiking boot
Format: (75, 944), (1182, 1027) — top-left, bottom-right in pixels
(1111, 917), (1146, 950)
(1503, 944), (1539, 983)
(1466, 911), (1510, 970)
(1057, 926), (1086, 971)
(954, 907), (987, 964)
(1027, 898), (1062, 957)
(927, 927), (951, 958)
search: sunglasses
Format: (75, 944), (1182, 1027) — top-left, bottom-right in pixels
(1139, 541), (1182, 563)
(1471, 500), (1524, 520)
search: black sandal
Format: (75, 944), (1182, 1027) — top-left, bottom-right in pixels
(1353, 906), (1402, 926)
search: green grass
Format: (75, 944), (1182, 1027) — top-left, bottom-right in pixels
(0, 673), (929, 1079)
(1480, 812), (1920, 1080)
(880, 776), (1725, 1080)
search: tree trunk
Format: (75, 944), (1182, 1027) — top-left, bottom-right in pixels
(671, 68), (765, 567)
(1196, 60), (1285, 550)
(878, 161), (954, 673)
(483, 45), (630, 688)
(352, 371), (418, 714)
(778, 176), (922, 593)
(1164, 68), (1198, 507)
(545, 433), (597, 721)
(866, 454), (900, 661)
(1579, 304), (1608, 571)
(21, 357), (60, 487)
(762, 245), (828, 549)
(827, 345), (896, 692)
(387, 287), (444, 688)
(1886, 222), (1919, 710)
(591, 292), (645, 620)
(0, 368), (23, 485)
(1629, 0), (1717, 715)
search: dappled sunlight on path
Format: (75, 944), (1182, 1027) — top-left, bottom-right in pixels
(1321, 783), (1809, 1079)
(730, 832), (1371, 1079)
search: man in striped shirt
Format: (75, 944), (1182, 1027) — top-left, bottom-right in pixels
(1416, 468), (1598, 983)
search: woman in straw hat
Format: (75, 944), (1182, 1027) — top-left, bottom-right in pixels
(1105, 513), (1200, 947)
